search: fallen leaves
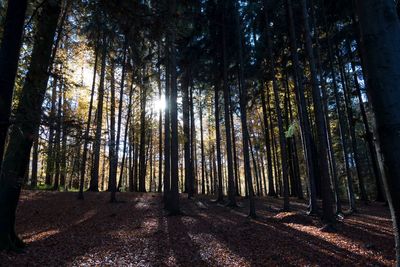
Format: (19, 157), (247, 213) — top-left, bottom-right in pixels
(0, 190), (395, 266)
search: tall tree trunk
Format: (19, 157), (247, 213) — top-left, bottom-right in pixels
(0, 0), (61, 250)
(215, 84), (223, 201)
(285, 0), (318, 214)
(320, 11), (356, 211)
(263, 2), (290, 210)
(301, 0), (335, 226)
(117, 81), (134, 194)
(230, 105), (240, 196)
(355, 0), (400, 263)
(53, 77), (63, 191)
(78, 42), (99, 200)
(190, 84), (197, 194)
(222, 4), (237, 206)
(168, 0), (180, 214)
(0, 0), (28, 172)
(163, 36), (171, 207)
(158, 47), (163, 193)
(112, 41), (128, 193)
(45, 76), (58, 186)
(311, 4), (341, 211)
(260, 82), (276, 196)
(182, 68), (193, 197)
(199, 89), (206, 196)
(139, 77), (147, 192)
(60, 85), (67, 189)
(89, 35), (107, 192)
(109, 60), (117, 202)
(337, 47), (368, 203)
(235, 0), (256, 218)
(346, 39), (385, 202)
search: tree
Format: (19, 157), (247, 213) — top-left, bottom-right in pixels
(355, 0), (400, 263)
(88, 34), (107, 192)
(0, 0), (28, 171)
(0, 0), (61, 250)
(300, 0), (335, 227)
(167, 0), (180, 215)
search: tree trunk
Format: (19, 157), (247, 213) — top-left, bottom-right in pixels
(163, 34), (171, 207)
(263, 2), (290, 210)
(89, 35), (107, 192)
(222, 4), (237, 206)
(0, 0), (61, 250)
(113, 41), (128, 193)
(168, 0), (180, 214)
(301, 0), (335, 226)
(347, 39), (385, 202)
(158, 45), (163, 194)
(215, 84), (223, 202)
(53, 76), (62, 191)
(235, 0), (256, 218)
(0, 0), (28, 172)
(182, 67), (193, 197)
(337, 47), (368, 203)
(355, 0), (400, 262)
(117, 81), (134, 194)
(60, 85), (67, 189)
(327, 38), (356, 212)
(109, 60), (117, 201)
(31, 132), (39, 188)
(199, 89), (206, 196)
(285, 0), (318, 214)
(260, 82), (276, 196)
(78, 42), (99, 200)
(138, 76), (147, 192)
(230, 105), (241, 196)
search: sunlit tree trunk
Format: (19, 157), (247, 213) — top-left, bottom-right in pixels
(222, 4), (237, 206)
(89, 35), (107, 192)
(199, 89), (206, 195)
(78, 41), (99, 200)
(139, 72), (147, 193)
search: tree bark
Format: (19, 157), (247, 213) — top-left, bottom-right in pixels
(264, 3), (290, 210)
(355, 0), (400, 262)
(78, 41), (99, 200)
(235, 0), (256, 218)
(89, 35), (107, 192)
(168, 0), (180, 214)
(0, 0), (61, 250)
(301, 0), (335, 226)
(222, 4), (237, 206)
(285, 0), (318, 214)
(0, 0), (28, 172)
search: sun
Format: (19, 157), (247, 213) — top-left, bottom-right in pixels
(153, 95), (166, 111)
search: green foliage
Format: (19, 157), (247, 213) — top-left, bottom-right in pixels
(285, 120), (299, 138)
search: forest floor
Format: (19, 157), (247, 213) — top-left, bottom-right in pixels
(0, 190), (395, 267)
